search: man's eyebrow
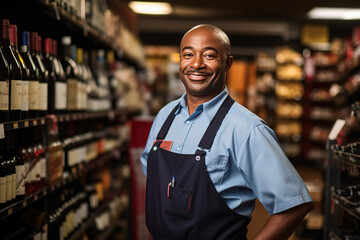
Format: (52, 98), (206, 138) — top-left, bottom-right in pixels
(181, 46), (193, 52)
(204, 47), (218, 53)
(181, 46), (219, 53)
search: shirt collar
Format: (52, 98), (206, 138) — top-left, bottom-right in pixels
(176, 88), (229, 122)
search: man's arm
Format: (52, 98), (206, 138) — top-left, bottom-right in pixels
(253, 202), (314, 240)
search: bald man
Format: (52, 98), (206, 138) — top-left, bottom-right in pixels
(141, 24), (313, 240)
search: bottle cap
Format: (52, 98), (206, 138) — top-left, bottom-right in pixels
(1, 19), (10, 40)
(30, 32), (38, 51)
(22, 31), (30, 47)
(52, 39), (57, 55)
(37, 35), (42, 52)
(10, 25), (18, 45)
(61, 36), (71, 45)
(44, 38), (52, 54)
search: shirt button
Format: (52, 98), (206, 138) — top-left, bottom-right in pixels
(176, 147), (181, 151)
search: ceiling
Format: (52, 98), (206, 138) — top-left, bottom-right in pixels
(118, 0), (360, 57)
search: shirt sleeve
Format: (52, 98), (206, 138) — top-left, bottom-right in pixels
(237, 124), (313, 215)
(140, 114), (160, 176)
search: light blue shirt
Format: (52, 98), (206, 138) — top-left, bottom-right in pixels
(140, 89), (312, 218)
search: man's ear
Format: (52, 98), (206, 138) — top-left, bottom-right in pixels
(225, 56), (233, 72)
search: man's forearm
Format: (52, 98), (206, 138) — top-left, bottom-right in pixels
(253, 202), (314, 240)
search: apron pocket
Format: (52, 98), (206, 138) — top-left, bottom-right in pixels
(164, 186), (192, 218)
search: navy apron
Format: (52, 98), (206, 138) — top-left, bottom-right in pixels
(146, 96), (250, 240)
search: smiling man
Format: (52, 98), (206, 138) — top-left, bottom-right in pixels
(141, 24), (313, 240)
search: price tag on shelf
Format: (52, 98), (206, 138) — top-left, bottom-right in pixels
(23, 200), (27, 207)
(41, 118), (45, 125)
(34, 194), (38, 201)
(33, 120), (37, 126)
(0, 124), (4, 139)
(7, 208), (12, 215)
(24, 121), (29, 127)
(13, 122), (18, 129)
(328, 119), (346, 141)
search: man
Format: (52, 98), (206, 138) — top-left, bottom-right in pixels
(140, 24), (313, 240)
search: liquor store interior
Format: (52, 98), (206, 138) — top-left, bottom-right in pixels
(0, 0), (360, 240)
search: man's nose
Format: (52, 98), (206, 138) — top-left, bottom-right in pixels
(191, 55), (205, 69)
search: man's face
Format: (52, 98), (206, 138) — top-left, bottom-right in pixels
(179, 28), (232, 100)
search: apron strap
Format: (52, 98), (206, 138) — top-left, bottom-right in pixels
(198, 95), (235, 150)
(156, 102), (180, 140)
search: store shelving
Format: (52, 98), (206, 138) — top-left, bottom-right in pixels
(274, 47), (305, 160)
(0, 0), (141, 239)
(323, 102), (360, 240)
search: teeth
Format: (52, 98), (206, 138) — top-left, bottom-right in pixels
(190, 74), (205, 78)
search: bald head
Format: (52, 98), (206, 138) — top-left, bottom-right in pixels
(181, 24), (231, 56)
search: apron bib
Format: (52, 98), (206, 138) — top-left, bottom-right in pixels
(146, 96), (250, 240)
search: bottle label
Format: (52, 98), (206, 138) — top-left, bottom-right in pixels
(29, 81), (40, 110)
(39, 83), (48, 111)
(67, 78), (78, 110)
(0, 81), (9, 110)
(10, 80), (22, 110)
(0, 176), (6, 204)
(6, 174), (12, 201)
(21, 80), (29, 111)
(11, 172), (16, 199)
(40, 157), (46, 178)
(77, 81), (82, 110)
(15, 164), (25, 196)
(55, 81), (67, 110)
(28, 160), (41, 182)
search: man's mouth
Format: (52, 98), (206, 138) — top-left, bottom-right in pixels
(185, 72), (211, 80)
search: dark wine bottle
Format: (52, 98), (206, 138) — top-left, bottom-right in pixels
(0, 155), (6, 208)
(0, 46), (10, 123)
(20, 31), (39, 119)
(10, 24), (29, 120)
(30, 32), (48, 117)
(62, 36), (80, 112)
(43, 37), (56, 114)
(15, 145), (25, 200)
(52, 39), (67, 114)
(1, 19), (22, 121)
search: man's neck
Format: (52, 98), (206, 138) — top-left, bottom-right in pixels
(186, 89), (224, 115)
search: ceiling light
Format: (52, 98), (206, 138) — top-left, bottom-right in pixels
(308, 7), (360, 20)
(128, 1), (172, 15)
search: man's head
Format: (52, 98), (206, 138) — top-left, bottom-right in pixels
(179, 24), (233, 102)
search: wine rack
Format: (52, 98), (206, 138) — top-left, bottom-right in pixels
(323, 103), (360, 240)
(0, 110), (131, 239)
(0, 0), (142, 239)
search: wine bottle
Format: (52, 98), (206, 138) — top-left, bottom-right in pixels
(10, 24), (29, 120)
(52, 39), (67, 114)
(76, 47), (88, 111)
(5, 155), (13, 204)
(1, 19), (22, 121)
(30, 32), (48, 117)
(43, 37), (56, 114)
(0, 155), (6, 208)
(62, 36), (80, 112)
(37, 34), (49, 117)
(15, 143), (25, 200)
(0, 46), (10, 123)
(20, 31), (39, 119)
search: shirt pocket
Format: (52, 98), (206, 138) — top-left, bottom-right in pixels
(205, 154), (228, 185)
(164, 186), (192, 218)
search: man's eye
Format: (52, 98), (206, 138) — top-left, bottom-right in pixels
(205, 54), (216, 59)
(182, 53), (193, 57)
